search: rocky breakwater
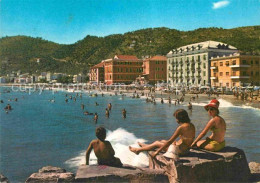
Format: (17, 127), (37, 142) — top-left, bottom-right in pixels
(75, 164), (168, 182)
(148, 146), (251, 183)
(26, 166), (75, 182)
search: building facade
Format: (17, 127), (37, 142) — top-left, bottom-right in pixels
(89, 62), (105, 84)
(167, 41), (238, 87)
(104, 55), (143, 85)
(143, 56), (167, 84)
(210, 54), (260, 88)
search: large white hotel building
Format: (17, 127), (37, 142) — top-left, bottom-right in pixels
(167, 41), (238, 87)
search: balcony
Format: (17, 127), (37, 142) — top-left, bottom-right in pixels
(230, 64), (251, 68)
(210, 66), (218, 69)
(230, 75), (250, 79)
(210, 76), (218, 80)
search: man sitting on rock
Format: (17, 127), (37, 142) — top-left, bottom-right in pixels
(85, 126), (122, 167)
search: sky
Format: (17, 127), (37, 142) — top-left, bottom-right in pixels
(0, 0), (259, 44)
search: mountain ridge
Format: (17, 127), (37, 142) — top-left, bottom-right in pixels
(1, 26), (260, 75)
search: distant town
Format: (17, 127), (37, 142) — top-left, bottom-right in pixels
(1, 40), (259, 91)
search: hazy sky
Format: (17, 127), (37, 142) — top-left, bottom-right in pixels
(1, 0), (259, 44)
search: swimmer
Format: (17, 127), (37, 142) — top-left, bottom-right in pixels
(188, 102), (192, 110)
(4, 104), (12, 110)
(94, 113), (98, 123)
(95, 102), (99, 106)
(65, 98), (68, 103)
(108, 103), (112, 111)
(122, 109), (126, 118)
(105, 108), (110, 118)
(81, 104), (85, 110)
(161, 98), (164, 104)
(0, 100), (4, 103)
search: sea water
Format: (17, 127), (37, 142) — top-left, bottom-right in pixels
(0, 87), (260, 182)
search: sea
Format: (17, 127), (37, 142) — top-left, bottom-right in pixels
(0, 86), (260, 182)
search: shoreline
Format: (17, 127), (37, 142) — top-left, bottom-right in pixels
(1, 83), (259, 109)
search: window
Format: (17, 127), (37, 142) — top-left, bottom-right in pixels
(126, 68), (128, 72)
(203, 63), (206, 69)
(242, 71), (247, 76)
(242, 60), (247, 64)
(226, 72), (229, 76)
(220, 62), (223, 66)
(225, 61), (229, 66)
(203, 55), (206, 60)
(256, 72), (259, 76)
(251, 71), (254, 76)
(232, 60), (236, 65)
(256, 60), (259, 65)
(203, 71), (206, 76)
(232, 71), (236, 76)
(213, 62), (217, 67)
(220, 72), (223, 76)
(251, 60), (253, 65)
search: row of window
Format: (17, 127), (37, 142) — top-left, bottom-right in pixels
(217, 71), (259, 76)
(113, 61), (142, 65)
(155, 74), (165, 79)
(168, 55), (207, 64)
(155, 67), (164, 71)
(213, 60), (259, 67)
(116, 68), (143, 73)
(155, 61), (165, 64)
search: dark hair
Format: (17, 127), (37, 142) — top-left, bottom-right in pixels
(96, 126), (106, 141)
(207, 107), (220, 115)
(173, 109), (190, 123)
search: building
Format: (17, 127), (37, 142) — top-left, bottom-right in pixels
(103, 55), (143, 85)
(0, 77), (7, 83)
(89, 62), (105, 84)
(73, 74), (85, 83)
(167, 41), (238, 87)
(143, 56), (167, 84)
(210, 53), (260, 88)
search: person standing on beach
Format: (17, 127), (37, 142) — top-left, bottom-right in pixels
(191, 99), (226, 152)
(161, 98), (164, 104)
(188, 102), (192, 110)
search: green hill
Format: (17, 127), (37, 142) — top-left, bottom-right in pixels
(1, 26), (260, 75)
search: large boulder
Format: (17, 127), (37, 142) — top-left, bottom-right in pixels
(148, 146), (251, 183)
(0, 173), (9, 183)
(75, 164), (168, 182)
(25, 166), (75, 183)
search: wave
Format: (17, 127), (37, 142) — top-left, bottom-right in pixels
(65, 128), (149, 169)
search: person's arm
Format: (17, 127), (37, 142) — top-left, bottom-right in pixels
(191, 119), (215, 147)
(107, 141), (115, 156)
(152, 126), (182, 158)
(85, 141), (93, 165)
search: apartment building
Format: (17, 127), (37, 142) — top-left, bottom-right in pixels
(211, 53), (260, 88)
(143, 56), (167, 84)
(103, 55), (143, 85)
(89, 62), (105, 84)
(167, 41), (238, 87)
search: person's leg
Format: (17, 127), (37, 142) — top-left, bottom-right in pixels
(138, 140), (167, 147)
(129, 140), (165, 155)
(197, 138), (215, 151)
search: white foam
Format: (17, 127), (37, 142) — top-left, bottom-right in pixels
(65, 128), (149, 169)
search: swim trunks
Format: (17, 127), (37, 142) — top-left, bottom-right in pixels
(200, 137), (225, 151)
(98, 157), (123, 167)
(163, 144), (180, 160)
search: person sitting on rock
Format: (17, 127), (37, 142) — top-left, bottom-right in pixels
(85, 126), (122, 167)
(191, 99), (226, 152)
(129, 109), (195, 160)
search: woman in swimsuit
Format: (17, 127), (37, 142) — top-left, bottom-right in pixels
(191, 99), (226, 151)
(129, 109), (195, 159)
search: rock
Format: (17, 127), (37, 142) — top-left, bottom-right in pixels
(0, 173), (9, 183)
(75, 164), (168, 182)
(148, 146), (251, 183)
(249, 162), (260, 182)
(25, 166), (75, 183)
